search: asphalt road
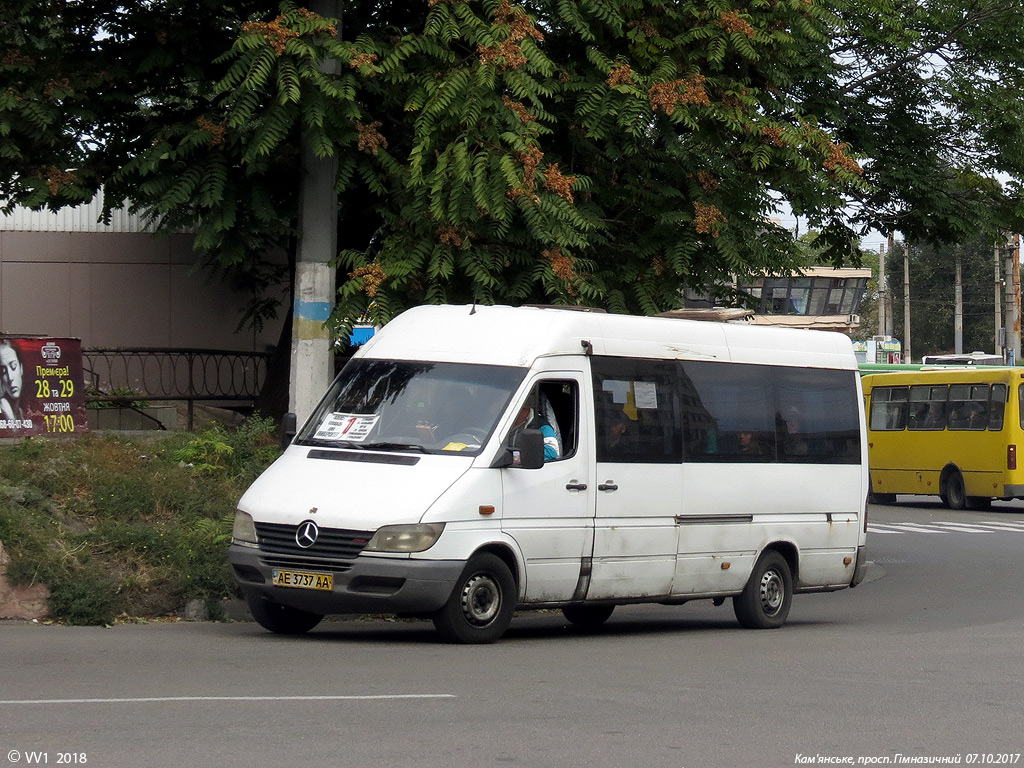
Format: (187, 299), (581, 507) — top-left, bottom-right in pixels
(2, 497), (1023, 768)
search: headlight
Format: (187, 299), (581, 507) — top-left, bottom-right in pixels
(365, 523), (445, 553)
(232, 510), (259, 547)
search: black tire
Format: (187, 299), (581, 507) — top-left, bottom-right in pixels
(246, 594), (323, 635)
(432, 553), (516, 644)
(733, 550), (793, 629)
(562, 604), (615, 629)
(943, 470), (967, 510)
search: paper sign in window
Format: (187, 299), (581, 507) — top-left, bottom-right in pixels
(633, 381), (658, 409)
(314, 412), (379, 442)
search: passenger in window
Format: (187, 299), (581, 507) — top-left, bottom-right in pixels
(781, 407), (810, 456)
(921, 403), (946, 429)
(737, 430), (764, 456)
(605, 411), (634, 457)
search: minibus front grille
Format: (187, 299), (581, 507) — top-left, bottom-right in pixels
(254, 522), (373, 560)
(260, 555), (355, 573)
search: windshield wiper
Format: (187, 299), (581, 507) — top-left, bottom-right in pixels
(361, 441), (430, 454)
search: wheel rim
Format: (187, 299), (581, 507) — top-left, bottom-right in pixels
(758, 569), (785, 616)
(460, 573), (501, 626)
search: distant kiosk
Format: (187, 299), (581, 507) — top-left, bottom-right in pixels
(920, 351), (1006, 366)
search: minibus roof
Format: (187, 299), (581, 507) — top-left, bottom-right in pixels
(355, 304), (857, 370)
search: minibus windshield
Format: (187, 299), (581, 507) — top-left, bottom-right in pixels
(296, 359), (527, 455)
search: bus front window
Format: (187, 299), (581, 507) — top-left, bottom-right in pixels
(297, 360), (527, 455)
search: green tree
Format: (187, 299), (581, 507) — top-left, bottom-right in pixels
(3, 0), (1023, 336)
(886, 236), (997, 360)
(821, 0), (1024, 244)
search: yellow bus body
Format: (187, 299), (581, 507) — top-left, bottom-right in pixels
(862, 368), (1024, 507)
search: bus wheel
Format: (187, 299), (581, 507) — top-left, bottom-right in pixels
(942, 470), (967, 510)
(562, 604), (615, 629)
(246, 595), (323, 635)
(733, 551), (793, 629)
(433, 553), (516, 644)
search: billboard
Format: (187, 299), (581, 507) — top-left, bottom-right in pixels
(0, 337), (88, 437)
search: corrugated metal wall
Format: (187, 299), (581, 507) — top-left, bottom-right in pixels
(1, 195), (154, 233)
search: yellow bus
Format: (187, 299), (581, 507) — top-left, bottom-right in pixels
(862, 367), (1024, 509)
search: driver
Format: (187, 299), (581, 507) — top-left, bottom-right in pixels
(512, 402), (561, 461)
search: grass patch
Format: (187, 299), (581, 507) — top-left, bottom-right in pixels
(0, 414), (281, 625)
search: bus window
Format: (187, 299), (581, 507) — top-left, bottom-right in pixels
(908, 385), (948, 431)
(869, 386), (909, 431)
(592, 357), (682, 464)
(990, 383), (1006, 430)
(948, 384), (989, 431)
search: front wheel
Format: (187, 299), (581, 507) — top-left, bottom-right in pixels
(432, 553), (516, 644)
(733, 551), (793, 629)
(246, 594), (323, 635)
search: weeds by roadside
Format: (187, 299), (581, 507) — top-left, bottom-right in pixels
(0, 415), (280, 625)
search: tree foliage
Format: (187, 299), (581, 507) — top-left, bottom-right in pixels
(3, 0), (1023, 334)
(885, 237), (997, 359)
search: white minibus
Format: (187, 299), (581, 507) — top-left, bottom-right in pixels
(230, 304), (869, 643)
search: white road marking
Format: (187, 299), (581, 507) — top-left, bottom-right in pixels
(0, 694), (456, 705)
(868, 520), (1024, 534)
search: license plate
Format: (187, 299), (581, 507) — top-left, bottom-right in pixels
(272, 569), (334, 591)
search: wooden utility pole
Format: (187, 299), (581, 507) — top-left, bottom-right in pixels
(954, 259), (963, 354)
(903, 241), (912, 364)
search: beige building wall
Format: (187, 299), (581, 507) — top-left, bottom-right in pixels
(1, 203), (287, 351)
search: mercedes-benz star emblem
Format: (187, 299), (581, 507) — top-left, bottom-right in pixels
(295, 520), (319, 549)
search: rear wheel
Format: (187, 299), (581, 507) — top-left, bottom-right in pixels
(562, 604), (615, 629)
(733, 551), (793, 629)
(433, 553), (516, 644)
(942, 470), (967, 510)
(246, 594), (323, 635)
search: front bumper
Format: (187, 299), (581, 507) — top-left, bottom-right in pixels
(229, 544), (465, 616)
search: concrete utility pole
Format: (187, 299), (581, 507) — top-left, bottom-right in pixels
(289, 0), (342, 423)
(995, 244), (1003, 355)
(877, 243), (887, 337)
(885, 233), (895, 338)
(903, 241), (912, 364)
(1004, 232), (1022, 365)
(954, 259), (963, 354)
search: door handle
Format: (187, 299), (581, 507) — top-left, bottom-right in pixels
(598, 482), (618, 492)
(565, 482), (588, 491)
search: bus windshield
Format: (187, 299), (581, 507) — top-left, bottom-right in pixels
(296, 359), (527, 455)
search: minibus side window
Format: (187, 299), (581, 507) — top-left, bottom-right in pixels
(948, 384), (990, 431)
(537, 380), (579, 460)
(774, 368), (861, 463)
(684, 361), (860, 464)
(908, 385), (948, 431)
(682, 361), (775, 461)
(869, 386), (909, 431)
(592, 357), (682, 463)
(990, 383), (1006, 430)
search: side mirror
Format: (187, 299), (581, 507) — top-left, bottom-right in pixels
(281, 412), (297, 450)
(509, 428), (546, 470)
